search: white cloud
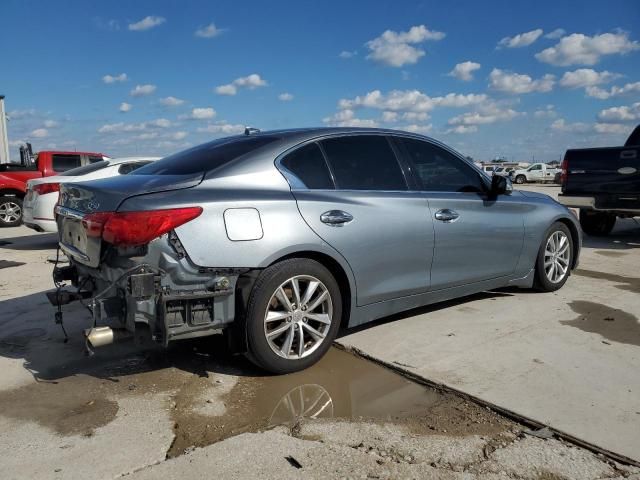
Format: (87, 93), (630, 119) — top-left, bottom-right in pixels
(102, 73), (128, 84)
(322, 109), (378, 127)
(43, 120), (59, 128)
(278, 92), (294, 101)
(98, 118), (171, 133)
(536, 31), (640, 66)
(128, 16), (166, 31)
(498, 29), (543, 48)
(585, 81), (640, 99)
(489, 68), (555, 94)
(365, 25), (445, 67)
(194, 22), (224, 38)
(448, 106), (520, 127)
(215, 84), (237, 96)
(448, 61), (481, 81)
(402, 124), (433, 134)
(30, 128), (49, 138)
(550, 119), (592, 133)
(130, 84), (157, 97)
(181, 107), (216, 120)
(381, 111), (398, 122)
(593, 123), (633, 134)
(172, 131), (188, 140)
(545, 29), (566, 40)
(533, 104), (557, 118)
(7, 109), (37, 119)
(197, 122), (246, 134)
(337, 89), (487, 113)
(597, 102), (640, 123)
(215, 74), (267, 95)
(339, 50), (357, 59)
(159, 96), (185, 107)
(119, 102), (132, 113)
(559, 68), (620, 88)
(446, 125), (478, 134)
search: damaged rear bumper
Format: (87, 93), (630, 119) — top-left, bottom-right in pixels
(51, 236), (242, 348)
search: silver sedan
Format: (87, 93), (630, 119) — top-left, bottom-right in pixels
(53, 128), (581, 373)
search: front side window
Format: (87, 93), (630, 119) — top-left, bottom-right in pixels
(52, 154), (81, 172)
(529, 164), (542, 171)
(280, 143), (334, 189)
(398, 137), (486, 193)
(320, 135), (407, 191)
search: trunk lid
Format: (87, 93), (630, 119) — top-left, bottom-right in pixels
(57, 173), (201, 267)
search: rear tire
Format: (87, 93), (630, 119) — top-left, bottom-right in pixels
(534, 222), (573, 292)
(0, 196), (23, 228)
(244, 258), (342, 374)
(579, 209), (616, 236)
(515, 175), (526, 184)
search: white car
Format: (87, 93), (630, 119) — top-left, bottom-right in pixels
(23, 157), (159, 233)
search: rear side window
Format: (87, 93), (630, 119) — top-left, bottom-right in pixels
(280, 143), (334, 189)
(52, 154), (81, 172)
(60, 160), (109, 177)
(133, 136), (280, 176)
(118, 161), (151, 175)
(398, 138), (485, 193)
(320, 135), (407, 191)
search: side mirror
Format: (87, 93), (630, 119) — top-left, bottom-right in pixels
(491, 174), (512, 195)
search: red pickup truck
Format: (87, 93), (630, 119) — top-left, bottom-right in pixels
(0, 150), (107, 227)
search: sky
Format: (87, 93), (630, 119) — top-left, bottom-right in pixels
(2, 0), (640, 162)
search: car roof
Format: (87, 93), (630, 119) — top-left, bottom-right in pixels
(105, 156), (161, 165)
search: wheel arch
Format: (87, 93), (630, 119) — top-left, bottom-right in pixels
(554, 216), (580, 269)
(228, 248), (356, 354)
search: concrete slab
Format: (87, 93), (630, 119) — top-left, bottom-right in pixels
(338, 185), (640, 462)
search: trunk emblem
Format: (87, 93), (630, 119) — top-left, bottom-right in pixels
(618, 167), (637, 175)
(86, 199), (100, 211)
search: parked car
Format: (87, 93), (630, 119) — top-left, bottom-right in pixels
(493, 166), (515, 177)
(52, 128), (581, 374)
(558, 124), (639, 236)
(23, 157), (159, 233)
(0, 150), (107, 227)
(511, 163), (560, 184)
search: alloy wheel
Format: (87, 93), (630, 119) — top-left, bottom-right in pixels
(544, 231), (570, 283)
(263, 275), (333, 360)
(0, 201), (21, 224)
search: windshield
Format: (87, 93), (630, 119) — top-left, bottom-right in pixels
(60, 160), (110, 176)
(132, 136), (280, 176)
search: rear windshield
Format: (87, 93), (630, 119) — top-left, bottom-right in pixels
(60, 160), (110, 176)
(132, 136), (280, 176)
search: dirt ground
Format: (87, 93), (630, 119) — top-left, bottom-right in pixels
(0, 187), (639, 479)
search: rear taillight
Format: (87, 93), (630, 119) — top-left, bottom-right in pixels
(33, 183), (60, 195)
(82, 207), (203, 247)
(560, 157), (568, 188)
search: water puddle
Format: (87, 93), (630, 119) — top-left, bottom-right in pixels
(562, 301), (640, 346)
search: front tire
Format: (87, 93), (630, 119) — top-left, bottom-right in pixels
(0, 196), (23, 227)
(534, 222), (573, 292)
(515, 175), (526, 184)
(245, 258), (342, 374)
(579, 209), (616, 236)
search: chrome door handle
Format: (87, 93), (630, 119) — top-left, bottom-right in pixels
(320, 210), (353, 226)
(434, 209), (460, 222)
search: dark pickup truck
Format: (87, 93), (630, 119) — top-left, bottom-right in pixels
(558, 125), (640, 236)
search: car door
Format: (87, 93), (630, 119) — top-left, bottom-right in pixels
(395, 136), (525, 290)
(280, 135), (434, 306)
(528, 164), (543, 181)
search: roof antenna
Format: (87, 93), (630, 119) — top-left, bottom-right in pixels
(244, 126), (260, 136)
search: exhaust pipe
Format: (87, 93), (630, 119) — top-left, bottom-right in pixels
(84, 326), (132, 349)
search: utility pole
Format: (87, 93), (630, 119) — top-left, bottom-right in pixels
(0, 95), (10, 163)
